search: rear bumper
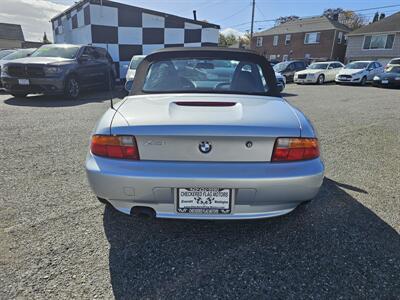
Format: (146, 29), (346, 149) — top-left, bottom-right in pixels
(373, 79), (400, 88)
(1, 76), (64, 95)
(85, 154), (325, 220)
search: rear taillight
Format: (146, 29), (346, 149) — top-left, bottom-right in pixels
(271, 138), (319, 162)
(90, 135), (140, 160)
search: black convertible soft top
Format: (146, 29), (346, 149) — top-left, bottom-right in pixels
(131, 47), (280, 97)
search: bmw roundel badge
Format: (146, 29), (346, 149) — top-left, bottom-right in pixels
(199, 141), (212, 154)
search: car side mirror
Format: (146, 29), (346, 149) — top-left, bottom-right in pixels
(125, 80), (133, 92)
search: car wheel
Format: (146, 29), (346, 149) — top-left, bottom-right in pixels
(64, 76), (80, 99)
(11, 93), (27, 98)
(360, 76), (367, 86)
(317, 74), (325, 85)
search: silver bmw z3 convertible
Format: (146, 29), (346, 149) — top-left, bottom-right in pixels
(85, 47), (324, 220)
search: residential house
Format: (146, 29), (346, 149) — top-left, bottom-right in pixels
(345, 12), (400, 64)
(0, 23), (25, 49)
(251, 16), (351, 62)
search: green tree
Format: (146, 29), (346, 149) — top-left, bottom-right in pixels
(324, 8), (366, 29)
(218, 33), (238, 47)
(275, 15), (299, 26)
(372, 12), (379, 22)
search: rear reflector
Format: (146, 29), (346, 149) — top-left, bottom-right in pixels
(174, 101), (236, 107)
(91, 135), (139, 160)
(271, 138), (319, 162)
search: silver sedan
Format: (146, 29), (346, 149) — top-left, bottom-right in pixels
(85, 48), (324, 220)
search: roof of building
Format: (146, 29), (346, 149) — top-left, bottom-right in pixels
(347, 12), (400, 36)
(0, 23), (24, 41)
(51, 0), (220, 29)
(254, 15), (351, 37)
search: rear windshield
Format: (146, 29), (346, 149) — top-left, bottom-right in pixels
(31, 46), (80, 59)
(273, 62), (290, 72)
(142, 58), (269, 95)
(345, 62), (369, 69)
(2, 49), (34, 60)
(308, 63), (329, 70)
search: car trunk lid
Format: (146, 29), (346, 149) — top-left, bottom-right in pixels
(113, 94), (300, 162)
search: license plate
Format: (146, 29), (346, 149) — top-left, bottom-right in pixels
(382, 80), (389, 84)
(177, 188), (231, 214)
(18, 79), (29, 85)
(340, 77), (350, 81)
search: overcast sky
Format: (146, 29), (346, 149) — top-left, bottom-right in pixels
(0, 0), (399, 42)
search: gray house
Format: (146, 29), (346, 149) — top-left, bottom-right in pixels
(345, 12), (400, 64)
(0, 23), (24, 49)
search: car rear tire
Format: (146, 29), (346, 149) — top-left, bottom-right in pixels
(64, 75), (80, 100)
(317, 74), (325, 85)
(360, 76), (367, 86)
(11, 93), (27, 98)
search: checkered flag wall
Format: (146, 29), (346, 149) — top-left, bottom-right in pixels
(52, 0), (220, 79)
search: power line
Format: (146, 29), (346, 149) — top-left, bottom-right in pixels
(255, 3), (267, 20)
(214, 2), (252, 22)
(352, 4), (400, 12)
(174, 0), (225, 15)
(226, 4), (400, 30)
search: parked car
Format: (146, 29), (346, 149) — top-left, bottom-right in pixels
(0, 48), (36, 88)
(126, 55), (146, 81)
(0, 49), (16, 60)
(1, 44), (116, 99)
(385, 57), (400, 70)
(275, 72), (286, 92)
(125, 55), (146, 92)
(273, 60), (307, 82)
(85, 47), (324, 220)
(335, 61), (384, 85)
(372, 66), (400, 88)
(294, 61), (344, 84)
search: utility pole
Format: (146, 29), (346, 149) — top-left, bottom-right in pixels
(250, 0), (255, 39)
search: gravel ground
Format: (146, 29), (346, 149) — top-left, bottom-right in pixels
(1, 85), (399, 299)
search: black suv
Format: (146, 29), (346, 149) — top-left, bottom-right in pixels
(273, 60), (307, 82)
(1, 44), (116, 99)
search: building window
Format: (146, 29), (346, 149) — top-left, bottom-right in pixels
(273, 35), (279, 46)
(337, 32), (343, 44)
(285, 34), (291, 45)
(256, 36), (263, 47)
(282, 54), (289, 61)
(304, 32), (320, 44)
(363, 34), (395, 50)
(344, 35), (348, 45)
(269, 54), (276, 60)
